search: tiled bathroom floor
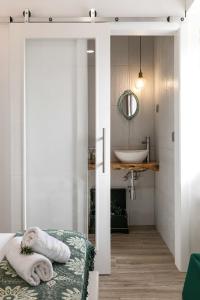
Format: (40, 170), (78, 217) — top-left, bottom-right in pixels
(98, 226), (185, 300)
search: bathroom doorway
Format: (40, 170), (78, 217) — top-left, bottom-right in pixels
(89, 33), (184, 298)
(88, 33), (178, 272)
(109, 35), (175, 253)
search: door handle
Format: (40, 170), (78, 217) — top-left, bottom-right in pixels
(103, 128), (106, 173)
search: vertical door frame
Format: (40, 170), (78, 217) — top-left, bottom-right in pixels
(9, 23), (111, 274)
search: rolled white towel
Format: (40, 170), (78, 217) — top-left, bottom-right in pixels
(22, 227), (71, 263)
(6, 237), (53, 286)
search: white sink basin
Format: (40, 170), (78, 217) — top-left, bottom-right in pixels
(114, 149), (148, 163)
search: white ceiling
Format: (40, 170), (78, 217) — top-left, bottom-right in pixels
(186, 0), (195, 10)
(0, 0), (187, 17)
(187, 0), (200, 16)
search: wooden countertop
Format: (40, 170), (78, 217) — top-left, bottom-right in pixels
(88, 161), (159, 172)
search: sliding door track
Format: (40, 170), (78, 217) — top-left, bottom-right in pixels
(0, 9), (185, 24)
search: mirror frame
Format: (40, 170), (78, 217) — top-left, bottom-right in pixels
(117, 89), (139, 120)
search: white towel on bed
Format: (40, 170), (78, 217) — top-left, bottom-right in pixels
(22, 227), (71, 263)
(6, 237), (53, 286)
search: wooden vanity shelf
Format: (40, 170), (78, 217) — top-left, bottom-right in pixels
(88, 161), (159, 172)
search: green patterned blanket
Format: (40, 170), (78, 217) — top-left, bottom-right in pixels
(0, 230), (95, 300)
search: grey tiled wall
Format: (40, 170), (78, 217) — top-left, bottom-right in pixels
(88, 36), (156, 225)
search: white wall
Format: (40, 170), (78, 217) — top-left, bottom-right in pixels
(0, 25), (10, 232)
(176, 0), (200, 270)
(154, 36), (175, 255)
(0, 0), (185, 17)
(186, 0), (195, 9)
(185, 0), (200, 257)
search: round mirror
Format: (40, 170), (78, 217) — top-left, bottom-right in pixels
(118, 90), (139, 120)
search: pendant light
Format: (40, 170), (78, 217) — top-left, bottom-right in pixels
(135, 36), (145, 90)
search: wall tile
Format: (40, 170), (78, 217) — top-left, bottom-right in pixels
(127, 187), (155, 225)
(111, 105), (129, 147)
(111, 36), (129, 66)
(111, 65), (129, 106)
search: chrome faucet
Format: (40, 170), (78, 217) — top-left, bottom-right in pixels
(142, 136), (150, 163)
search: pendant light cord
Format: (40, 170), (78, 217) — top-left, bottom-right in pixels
(140, 36), (142, 73)
(128, 36), (131, 89)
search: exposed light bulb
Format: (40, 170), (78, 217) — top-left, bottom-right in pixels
(87, 49), (95, 54)
(135, 71), (145, 90)
(135, 37), (145, 90)
(135, 77), (145, 89)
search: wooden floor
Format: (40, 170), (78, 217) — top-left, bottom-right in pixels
(98, 226), (185, 300)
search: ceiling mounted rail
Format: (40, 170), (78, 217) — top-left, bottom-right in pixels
(0, 9), (185, 24)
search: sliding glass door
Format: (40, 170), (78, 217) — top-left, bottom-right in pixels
(25, 39), (88, 233)
(9, 23), (110, 274)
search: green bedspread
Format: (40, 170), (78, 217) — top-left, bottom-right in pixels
(0, 230), (95, 300)
(182, 253), (200, 300)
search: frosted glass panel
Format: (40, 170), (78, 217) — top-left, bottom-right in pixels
(25, 39), (89, 233)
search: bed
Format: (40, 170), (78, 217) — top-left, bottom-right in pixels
(0, 230), (98, 300)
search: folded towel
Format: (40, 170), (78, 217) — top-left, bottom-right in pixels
(6, 237), (53, 286)
(22, 227), (71, 263)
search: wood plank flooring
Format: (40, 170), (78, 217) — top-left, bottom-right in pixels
(97, 226), (185, 300)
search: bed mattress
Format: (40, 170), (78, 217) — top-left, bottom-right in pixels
(0, 230), (95, 300)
